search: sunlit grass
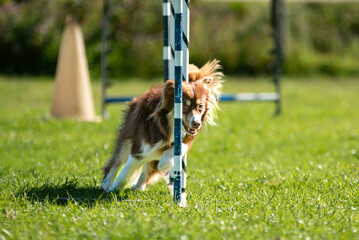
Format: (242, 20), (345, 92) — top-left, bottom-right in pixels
(0, 76), (358, 239)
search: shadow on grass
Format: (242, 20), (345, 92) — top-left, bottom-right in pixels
(17, 178), (132, 207)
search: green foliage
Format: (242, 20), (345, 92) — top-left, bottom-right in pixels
(284, 3), (359, 76)
(0, 0), (102, 76)
(1, 1), (359, 77)
(1, 76), (359, 239)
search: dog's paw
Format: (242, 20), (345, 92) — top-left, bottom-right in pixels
(131, 185), (146, 191)
(102, 177), (114, 192)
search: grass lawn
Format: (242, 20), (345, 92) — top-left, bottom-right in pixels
(0, 76), (359, 239)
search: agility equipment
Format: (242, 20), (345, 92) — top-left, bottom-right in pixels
(101, 0), (283, 116)
(51, 16), (97, 121)
(172, 0), (189, 203)
(100, 0), (285, 204)
(163, 0), (189, 204)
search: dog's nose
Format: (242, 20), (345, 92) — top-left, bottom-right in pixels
(191, 120), (201, 129)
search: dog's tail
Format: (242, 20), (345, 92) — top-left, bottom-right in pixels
(101, 140), (131, 191)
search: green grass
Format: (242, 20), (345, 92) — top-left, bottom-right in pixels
(0, 76), (359, 239)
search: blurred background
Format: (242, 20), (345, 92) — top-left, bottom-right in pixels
(1, 0), (359, 79)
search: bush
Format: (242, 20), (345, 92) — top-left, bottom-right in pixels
(0, 1), (359, 78)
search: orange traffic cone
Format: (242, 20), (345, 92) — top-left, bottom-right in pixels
(51, 16), (98, 121)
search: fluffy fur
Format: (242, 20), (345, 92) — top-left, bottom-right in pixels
(102, 60), (223, 192)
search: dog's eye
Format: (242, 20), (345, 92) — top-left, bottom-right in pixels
(198, 104), (204, 111)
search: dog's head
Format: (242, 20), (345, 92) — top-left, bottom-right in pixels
(151, 79), (217, 136)
(181, 81), (211, 135)
(150, 60), (223, 137)
(188, 59), (223, 126)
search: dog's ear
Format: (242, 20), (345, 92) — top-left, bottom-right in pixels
(162, 80), (175, 110)
(188, 64), (200, 82)
(190, 60), (223, 97)
(189, 72), (198, 82)
(199, 76), (223, 100)
(197, 60), (224, 126)
(149, 80), (175, 119)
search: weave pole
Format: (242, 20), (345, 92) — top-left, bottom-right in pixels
(181, 0), (189, 195)
(173, 0), (184, 203)
(271, 0), (283, 116)
(170, 0), (176, 80)
(163, 0), (171, 81)
(164, 0), (189, 204)
(164, 0), (175, 189)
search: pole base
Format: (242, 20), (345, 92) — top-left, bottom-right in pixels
(167, 182), (187, 207)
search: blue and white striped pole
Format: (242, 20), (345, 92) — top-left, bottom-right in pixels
(182, 0), (189, 82)
(164, 0), (175, 187)
(173, 0), (183, 202)
(181, 0), (189, 195)
(163, 0), (170, 82)
(169, 0), (176, 80)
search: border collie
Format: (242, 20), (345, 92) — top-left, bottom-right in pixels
(102, 60), (223, 192)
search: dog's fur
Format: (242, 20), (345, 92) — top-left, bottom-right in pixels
(102, 60), (223, 192)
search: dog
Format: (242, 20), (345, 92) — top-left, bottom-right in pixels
(101, 60), (223, 192)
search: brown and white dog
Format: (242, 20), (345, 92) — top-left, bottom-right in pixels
(102, 60), (223, 192)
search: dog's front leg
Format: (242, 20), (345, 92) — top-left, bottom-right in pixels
(108, 154), (143, 192)
(158, 143), (188, 172)
(158, 146), (174, 172)
(131, 161), (157, 191)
